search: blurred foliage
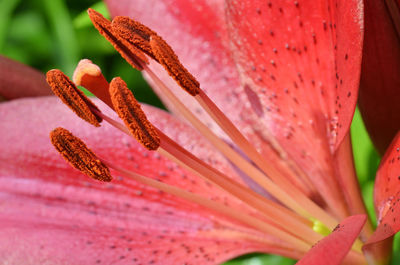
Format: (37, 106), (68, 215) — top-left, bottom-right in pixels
(351, 108), (400, 265)
(0, 0), (399, 264)
(351, 107), (380, 226)
(225, 253), (295, 265)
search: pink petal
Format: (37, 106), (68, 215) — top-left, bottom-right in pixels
(365, 131), (400, 245)
(296, 215), (366, 265)
(0, 97), (293, 264)
(0, 55), (52, 100)
(359, 0), (400, 155)
(225, 0), (363, 216)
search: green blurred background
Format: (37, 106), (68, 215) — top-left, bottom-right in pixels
(0, 0), (398, 264)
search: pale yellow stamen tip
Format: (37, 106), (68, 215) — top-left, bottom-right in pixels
(73, 59), (102, 86)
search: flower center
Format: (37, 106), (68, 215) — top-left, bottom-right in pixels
(46, 8), (365, 258)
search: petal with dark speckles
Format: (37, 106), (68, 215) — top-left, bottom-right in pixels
(297, 215), (366, 265)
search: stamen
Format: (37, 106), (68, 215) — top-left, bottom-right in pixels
(111, 16), (158, 61)
(50, 127), (112, 182)
(87, 8), (148, 70)
(149, 35), (200, 96)
(46, 69), (102, 127)
(109, 77), (160, 150)
(73, 59), (113, 109)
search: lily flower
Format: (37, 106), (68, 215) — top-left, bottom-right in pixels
(0, 0), (399, 264)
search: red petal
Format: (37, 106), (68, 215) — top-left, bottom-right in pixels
(225, 0), (363, 217)
(359, 0), (400, 155)
(225, 0), (362, 150)
(365, 131), (400, 245)
(0, 55), (52, 100)
(0, 97), (293, 264)
(296, 215), (366, 265)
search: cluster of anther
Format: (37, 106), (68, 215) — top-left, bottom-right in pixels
(46, 9), (204, 183)
(46, 33), (167, 182)
(88, 8), (200, 96)
(47, 65), (161, 180)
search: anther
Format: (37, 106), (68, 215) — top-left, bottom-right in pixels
(150, 35), (200, 96)
(50, 127), (112, 182)
(111, 16), (158, 61)
(87, 8), (148, 70)
(73, 59), (113, 108)
(46, 69), (102, 127)
(109, 77), (160, 150)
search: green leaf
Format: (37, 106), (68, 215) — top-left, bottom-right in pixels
(0, 0), (21, 51)
(391, 233), (400, 264)
(4, 10), (52, 65)
(224, 254), (295, 265)
(362, 181), (377, 227)
(41, 0), (80, 74)
(73, 2), (109, 29)
(350, 107), (380, 184)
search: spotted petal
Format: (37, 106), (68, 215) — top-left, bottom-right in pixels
(365, 132), (400, 245)
(224, 0), (363, 217)
(296, 215), (366, 265)
(0, 97), (296, 264)
(225, 0), (362, 150)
